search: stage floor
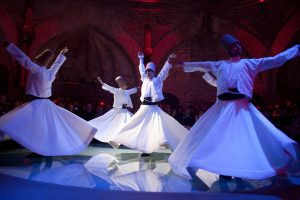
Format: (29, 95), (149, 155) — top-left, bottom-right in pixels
(0, 142), (299, 200)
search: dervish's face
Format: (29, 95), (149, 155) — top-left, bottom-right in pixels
(33, 59), (48, 68)
(145, 69), (155, 80)
(115, 76), (128, 90)
(120, 84), (128, 90)
(228, 42), (242, 57)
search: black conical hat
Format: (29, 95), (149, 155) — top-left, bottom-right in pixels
(220, 34), (240, 49)
(34, 49), (54, 67)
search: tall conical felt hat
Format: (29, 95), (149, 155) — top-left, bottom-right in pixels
(145, 62), (155, 72)
(115, 76), (127, 89)
(220, 34), (240, 49)
(34, 49), (54, 67)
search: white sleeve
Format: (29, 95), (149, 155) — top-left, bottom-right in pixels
(126, 87), (138, 95)
(183, 61), (216, 72)
(156, 61), (173, 82)
(6, 43), (41, 73)
(47, 53), (66, 80)
(253, 45), (300, 72)
(102, 83), (117, 94)
(202, 71), (217, 87)
(139, 58), (146, 81)
(183, 61), (219, 87)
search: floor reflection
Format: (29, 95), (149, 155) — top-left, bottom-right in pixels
(84, 153), (192, 192)
(0, 146), (299, 197)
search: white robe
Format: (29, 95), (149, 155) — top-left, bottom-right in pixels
(0, 43), (96, 156)
(169, 45), (300, 179)
(114, 59), (188, 153)
(89, 84), (137, 143)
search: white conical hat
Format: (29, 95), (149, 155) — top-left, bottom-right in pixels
(115, 76), (127, 89)
(145, 62), (155, 72)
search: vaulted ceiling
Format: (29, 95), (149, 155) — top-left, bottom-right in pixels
(0, 0), (299, 103)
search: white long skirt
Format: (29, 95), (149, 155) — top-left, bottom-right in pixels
(169, 99), (300, 179)
(114, 105), (188, 153)
(89, 108), (133, 143)
(0, 99), (97, 156)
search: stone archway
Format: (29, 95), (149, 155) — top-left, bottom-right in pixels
(276, 32), (300, 103)
(271, 12), (300, 103)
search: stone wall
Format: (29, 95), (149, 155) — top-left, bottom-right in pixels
(0, 0), (300, 107)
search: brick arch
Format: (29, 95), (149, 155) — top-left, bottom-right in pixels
(29, 15), (142, 83)
(273, 13), (300, 102)
(152, 29), (184, 64)
(150, 18), (269, 66)
(233, 28), (268, 57)
(151, 19), (201, 66)
(269, 13), (300, 102)
(31, 26), (140, 88)
(115, 32), (141, 78)
(30, 19), (61, 54)
(271, 12), (300, 53)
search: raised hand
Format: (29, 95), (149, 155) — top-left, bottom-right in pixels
(97, 77), (104, 85)
(138, 52), (144, 59)
(168, 54), (177, 66)
(60, 47), (68, 55)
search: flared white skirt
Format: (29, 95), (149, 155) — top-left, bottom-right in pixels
(89, 108), (133, 143)
(169, 99), (300, 179)
(114, 105), (188, 153)
(0, 99), (97, 156)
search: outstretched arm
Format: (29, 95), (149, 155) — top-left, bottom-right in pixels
(4, 42), (41, 73)
(97, 77), (105, 85)
(157, 54), (177, 82)
(126, 87), (138, 95)
(183, 61), (216, 73)
(202, 71), (217, 87)
(255, 44), (300, 72)
(98, 77), (117, 94)
(179, 56), (218, 86)
(48, 47), (68, 80)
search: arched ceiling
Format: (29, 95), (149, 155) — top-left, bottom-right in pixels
(0, 0), (299, 102)
(2, 0), (299, 45)
(1, 0), (299, 47)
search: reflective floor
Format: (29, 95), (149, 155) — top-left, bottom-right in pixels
(0, 141), (300, 200)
